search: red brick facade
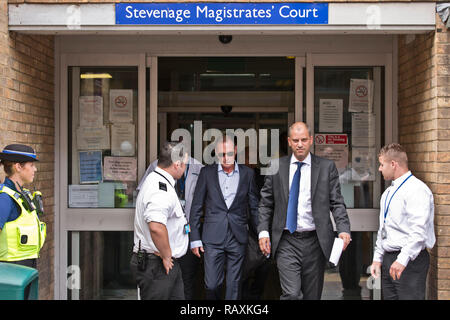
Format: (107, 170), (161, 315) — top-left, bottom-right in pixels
(1, 1), (55, 300)
(2, 0), (449, 300)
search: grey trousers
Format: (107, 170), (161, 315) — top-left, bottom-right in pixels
(276, 230), (326, 300)
(381, 249), (429, 300)
(130, 253), (185, 300)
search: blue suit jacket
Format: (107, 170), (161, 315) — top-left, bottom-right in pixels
(190, 164), (259, 245)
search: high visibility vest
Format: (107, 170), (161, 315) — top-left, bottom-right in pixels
(0, 185), (46, 262)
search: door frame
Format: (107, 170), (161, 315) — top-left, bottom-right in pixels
(55, 51), (393, 299)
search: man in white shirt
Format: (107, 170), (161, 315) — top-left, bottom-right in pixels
(130, 141), (189, 300)
(370, 143), (435, 300)
(258, 122), (351, 300)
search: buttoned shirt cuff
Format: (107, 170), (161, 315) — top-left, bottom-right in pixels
(396, 251), (411, 267)
(190, 240), (203, 249)
(258, 231), (270, 239)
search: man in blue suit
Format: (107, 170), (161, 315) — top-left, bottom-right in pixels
(190, 135), (259, 300)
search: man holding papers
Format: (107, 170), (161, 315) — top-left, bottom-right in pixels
(370, 143), (435, 300)
(258, 122), (351, 300)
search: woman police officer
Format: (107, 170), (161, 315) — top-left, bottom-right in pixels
(0, 144), (46, 268)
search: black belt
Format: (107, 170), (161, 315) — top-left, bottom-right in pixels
(283, 229), (316, 238)
(133, 252), (178, 260)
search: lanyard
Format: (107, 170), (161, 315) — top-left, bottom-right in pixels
(177, 164), (189, 199)
(383, 173), (413, 223)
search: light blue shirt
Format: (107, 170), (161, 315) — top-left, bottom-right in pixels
(190, 162), (240, 249)
(218, 162), (240, 209)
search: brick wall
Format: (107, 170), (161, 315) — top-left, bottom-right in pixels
(398, 14), (450, 300)
(0, 1), (55, 300)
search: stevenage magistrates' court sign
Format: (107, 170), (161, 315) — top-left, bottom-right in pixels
(115, 3), (328, 25)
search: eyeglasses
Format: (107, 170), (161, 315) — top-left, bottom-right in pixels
(217, 151), (235, 158)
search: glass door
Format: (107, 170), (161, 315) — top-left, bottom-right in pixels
(57, 54), (147, 300)
(307, 54), (392, 300)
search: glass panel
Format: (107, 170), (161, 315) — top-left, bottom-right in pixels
(322, 231), (376, 300)
(68, 231), (136, 300)
(68, 67), (139, 208)
(313, 67), (385, 209)
(157, 57), (294, 164)
(158, 57), (294, 92)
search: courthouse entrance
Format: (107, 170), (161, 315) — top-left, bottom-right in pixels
(60, 52), (387, 299)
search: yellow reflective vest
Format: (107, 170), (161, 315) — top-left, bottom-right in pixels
(0, 185), (46, 262)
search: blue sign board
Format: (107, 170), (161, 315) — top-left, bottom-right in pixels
(116, 3), (328, 25)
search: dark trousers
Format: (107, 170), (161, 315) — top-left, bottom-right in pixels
(4, 259), (37, 268)
(178, 248), (201, 300)
(276, 230), (326, 300)
(203, 229), (246, 300)
(130, 253), (184, 300)
(381, 249), (429, 300)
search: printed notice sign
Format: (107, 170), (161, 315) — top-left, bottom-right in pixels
(315, 134), (348, 171)
(103, 156), (137, 182)
(319, 99), (343, 133)
(116, 3), (328, 25)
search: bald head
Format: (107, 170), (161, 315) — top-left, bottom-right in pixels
(288, 122), (312, 138)
(287, 122), (313, 161)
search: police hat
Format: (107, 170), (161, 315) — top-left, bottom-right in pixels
(0, 144), (39, 163)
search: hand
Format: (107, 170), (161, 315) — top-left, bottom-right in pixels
(389, 261), (406, 281)
(338, 232), (351, 251)
(370, 261), (382, 279)
(259, 237), (271, 257)
(161, 256), (174, 275)
(191, 246), (204, 258)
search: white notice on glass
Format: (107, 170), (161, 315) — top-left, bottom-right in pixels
(352, 113), (376, 147)
(329, 237), (344, 266)
(319, 99), (343, 133)
(69, 185), (99, 208)
(110, 89), (133, 123)
(76, 126), (110, 150)
(79, 96), (103, 127)
(111, 123), (135, 156)
(349, 79), (374, 113)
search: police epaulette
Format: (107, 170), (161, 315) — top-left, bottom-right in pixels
(159, 182), (167, 191)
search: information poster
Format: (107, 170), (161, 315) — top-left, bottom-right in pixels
(351, 113), (376, 147)
(103, 156), (137, 181)
(111, 123), (135, 156)
(76, 126), (110, 150)
(314, 134), (348, 171)
(319, 99), (343, 133)
(69, 185), (99, 207)
(110, 89), (133, 123)
(79, 96), (103, 127)
(349, 79), (374, 113)
(79, 150), (103, 184)
(351, 147), (376, 181)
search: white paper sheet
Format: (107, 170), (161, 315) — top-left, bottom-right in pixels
(329, 237), (344, 266)
(110, 89), (133, 123)
(319, 99), (343, 132)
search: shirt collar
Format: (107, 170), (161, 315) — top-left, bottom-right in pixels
(392, 170), (412, 187)
(4, 177), (18, 192)
(218, 162), (239, 174)
(155, 166), (176, 187)
(290, 153), (311, 166)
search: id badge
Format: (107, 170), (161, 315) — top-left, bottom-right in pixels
(381, 226), (387, 240)
(184, 224), (191, 234)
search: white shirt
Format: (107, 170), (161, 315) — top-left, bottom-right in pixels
(288, 153), (315, 231)
(133, 167), (188, 258)
(373, 171), (435, 267)
(259, 153), (315, 240)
